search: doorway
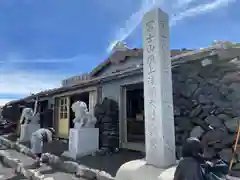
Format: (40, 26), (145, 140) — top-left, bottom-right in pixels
(39, 100), (48, 128)
(121, 82), (145, 152)
(58, 96), (70, 138)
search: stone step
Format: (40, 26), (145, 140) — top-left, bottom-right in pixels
(0, 149), (84, 180)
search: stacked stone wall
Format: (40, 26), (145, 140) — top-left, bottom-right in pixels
(172, 57), (240, 168)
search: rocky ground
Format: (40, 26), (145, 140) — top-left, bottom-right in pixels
(0, 135), (144, 179)
(0, 147), (86, 180)
(0, 162), (27, 180)
(0, 144), (27, 179)
(14, 139), (144, 176)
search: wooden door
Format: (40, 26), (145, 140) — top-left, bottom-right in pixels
(58, 96), (70, 138)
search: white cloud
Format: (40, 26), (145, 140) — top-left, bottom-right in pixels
(0, 53), (92, 64)
(0, 70), (63, 95)
(107, 0), (236, 52)
(174, 0), (197, 8)
(0, 56), (71, 102)
(0, 53), (98, 105)
(170, 0), (235, 26)
(0, 53), (99, 95)
(107, 0), (162, 52)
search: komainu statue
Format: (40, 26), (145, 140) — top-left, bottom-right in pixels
(71, 101), (97, 128)
(20, 108), (40, 125)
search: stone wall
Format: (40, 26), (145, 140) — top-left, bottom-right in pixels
(172, 56), (240, 166)
(94, 97), (119, 150)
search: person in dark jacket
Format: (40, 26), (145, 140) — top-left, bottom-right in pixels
(174, 137), (206, 180)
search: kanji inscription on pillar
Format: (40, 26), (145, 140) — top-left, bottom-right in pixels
(143, 7), (176, 168)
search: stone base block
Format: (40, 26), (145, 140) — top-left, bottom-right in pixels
(18, 124), (40, 143)
(115, 159), (177, 180)
(62, 128), (99, 160)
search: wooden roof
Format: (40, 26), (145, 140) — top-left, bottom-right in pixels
(90, 48), (193, 76)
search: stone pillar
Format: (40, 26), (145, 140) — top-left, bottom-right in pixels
(143, 7), (176, 168)
(115, 8), (176, 180)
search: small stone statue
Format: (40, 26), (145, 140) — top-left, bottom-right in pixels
(71, 101), (97, 128)
(20, 108), (40, 125)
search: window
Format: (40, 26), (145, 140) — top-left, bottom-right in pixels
(59, 97), (68, 119)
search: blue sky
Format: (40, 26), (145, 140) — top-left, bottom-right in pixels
(0, 0), (239, 105)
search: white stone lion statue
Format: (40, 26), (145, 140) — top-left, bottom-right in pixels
(71, 101), (97, 128)
(20, 108), (40, 125)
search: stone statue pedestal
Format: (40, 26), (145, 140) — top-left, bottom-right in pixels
(18, 124), (40, 142)
(62, 128), (99, 160)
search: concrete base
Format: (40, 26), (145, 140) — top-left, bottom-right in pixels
(18, 124), (40, 143)
(62, 128), (99, 160)
(115, 159), (177, 180)
(158, 166), (177, 180)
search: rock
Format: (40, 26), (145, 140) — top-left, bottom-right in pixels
(198, 111), (209, 120)
(218, 114), (232, 122)
(41, 153), (63, 167)
(101, 117), (113, 123)
(175, 98), (193, 109)
(203, 147), (216, 159)
(180, 83), (198, 98)
(15, 143), (32, 156)
(201, 129), (228, 146)
(63, 161), (79, 173)
(76, 166), (98, 179)
(232, 162), (240, 171)
(189, 105), (202, 118)
(96, 98), (119, 149)
(190, 126), (204, 138)
(202, 105), (215, 115)
(219, 148), (233, 163)
(214, 99), (232, 108)
(97, 171), (114, 180)
(221, 72), (240, 84)
(224, 117), (239, 133)
(213, 142), (225, 150)
(175, 117), (193, 131)
(222, 135), (235, 147)
(190, 118), (210, 131)
(204, 115), (224, 128)
(0, 136), (15, 148)
(220, 85), (232, 96)
(198, 94), (211, 104)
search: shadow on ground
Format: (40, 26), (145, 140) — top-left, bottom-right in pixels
(77, 150), (144, 176)
(44, 140), (145, 176)
(45, 140), (144, 176)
